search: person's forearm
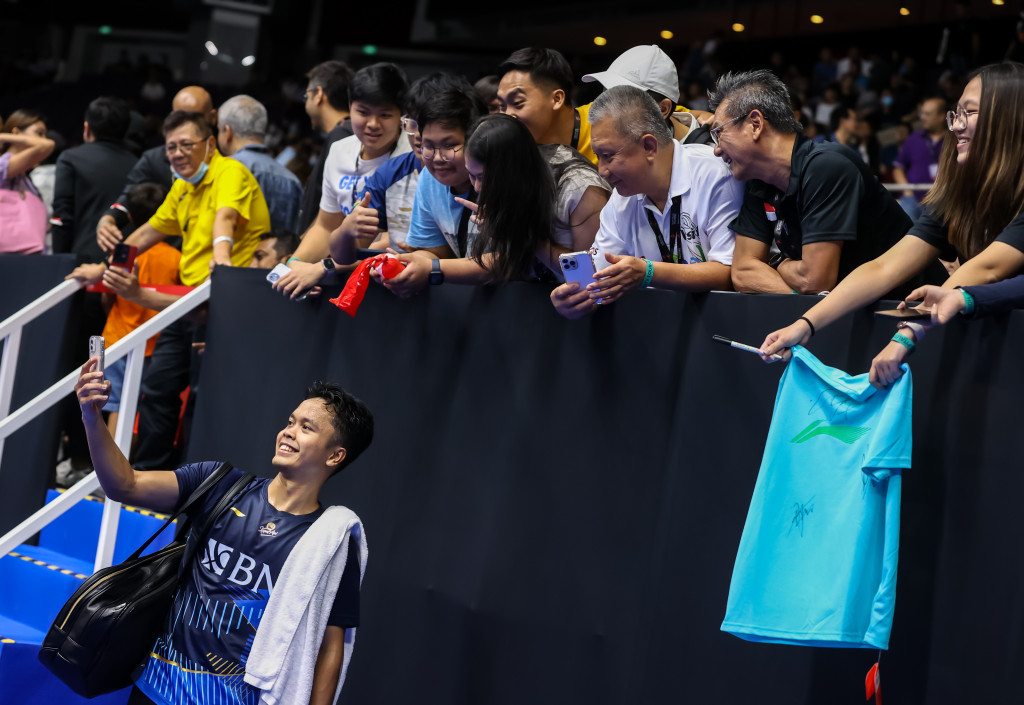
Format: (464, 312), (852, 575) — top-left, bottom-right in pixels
(777, 258), (837, 294)
(442, 257), (494, 285)
(131, 289), (182, 312)
(123, 223), (167, 255)
(964, 275), (1024, 318)
(294, 222), (333, 262)
(732, 259), (792, 293)
(82, 410), (138, 503)
(650, 261), (733, 292)
(331, 230), (375, 265)
(799, 258), (910, 329)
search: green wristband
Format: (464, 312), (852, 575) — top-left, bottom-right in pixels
(891, 332), (916, 353)
(286, 256), (302, 265)
(960, 289), (975, 315)
(640, 259), (655, 289)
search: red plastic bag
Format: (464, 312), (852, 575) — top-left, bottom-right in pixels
(330, 254), (405, 317)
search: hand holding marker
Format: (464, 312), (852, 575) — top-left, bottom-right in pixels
(713, 335), (785, 362)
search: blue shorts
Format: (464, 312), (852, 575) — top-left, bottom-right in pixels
(102, 356), (149, 412)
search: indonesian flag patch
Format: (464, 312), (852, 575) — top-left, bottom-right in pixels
(764, 203), (777, 221)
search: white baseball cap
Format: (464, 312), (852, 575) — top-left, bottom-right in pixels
(582, 45), (680, 103)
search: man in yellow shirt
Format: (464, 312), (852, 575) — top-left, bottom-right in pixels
(69, 109), (270, 469)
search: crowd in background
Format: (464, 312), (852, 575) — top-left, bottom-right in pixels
(3, 13), (1024, 480)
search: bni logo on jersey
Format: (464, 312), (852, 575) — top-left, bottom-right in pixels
(258, 521), (278, 537)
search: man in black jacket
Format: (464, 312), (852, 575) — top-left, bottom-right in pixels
(52, 97), (137, 263)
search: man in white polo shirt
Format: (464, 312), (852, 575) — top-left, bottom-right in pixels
(550, 85), (742, 319)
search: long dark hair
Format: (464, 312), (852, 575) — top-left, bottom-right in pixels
(465, 114), (555, 282)
(923, 62), (1024, 259)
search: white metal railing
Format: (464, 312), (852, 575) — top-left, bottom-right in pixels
(0, 280), (211, 572)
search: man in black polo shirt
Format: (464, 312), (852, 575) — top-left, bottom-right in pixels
(708, 69), (911, 294)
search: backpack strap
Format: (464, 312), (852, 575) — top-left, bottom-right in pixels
(126, 461), (235, 561)
(179, 471), (254, 576)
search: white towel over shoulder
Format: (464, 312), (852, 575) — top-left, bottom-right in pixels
(244, 505), (367, 705)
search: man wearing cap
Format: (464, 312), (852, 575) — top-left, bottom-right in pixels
(582, 45), (713, 146)
(550, 86), (742, 319)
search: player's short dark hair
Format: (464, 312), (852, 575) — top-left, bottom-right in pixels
(349, 62), (408, 110)
(124, 182), (169, 226)
(498, 47), (574, 96)
(85, 97), (131, 143)
(262, 230), (299, 261)
(305, 381), (374, 474)
(306, 60), (355, 111)
(162, 110), (212, 139)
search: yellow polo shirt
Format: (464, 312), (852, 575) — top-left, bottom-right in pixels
(149, 150), (270, 286)
(576, 102), (694, 167)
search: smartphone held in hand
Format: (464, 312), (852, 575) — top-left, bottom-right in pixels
(89, 336), (105, 373)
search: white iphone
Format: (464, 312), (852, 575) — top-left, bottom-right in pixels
(89, 336), (105, 373)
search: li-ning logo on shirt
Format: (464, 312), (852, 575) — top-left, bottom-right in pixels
(258, 521), (278, 537)
(791, 419), (870, 445)
(791, 389), (871, 445)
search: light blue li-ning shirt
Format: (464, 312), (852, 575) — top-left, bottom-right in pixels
(721, 345), (911, 649)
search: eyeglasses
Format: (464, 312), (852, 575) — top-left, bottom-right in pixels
(946, 107), (979, 131)
(421, 144), (464, 162)
(709, 114), (746, 147)
(303, 86), (318, 101)
(165, 139), (204, 155)
(400, 115), (419, 135)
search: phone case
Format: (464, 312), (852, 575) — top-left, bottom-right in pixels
(89, 336), (105, 373)
(558, 251), (597, 289)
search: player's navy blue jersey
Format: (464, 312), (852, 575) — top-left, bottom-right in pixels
(136, 462), (359, 705)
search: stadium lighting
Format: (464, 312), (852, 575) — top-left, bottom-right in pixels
(732, 23), (746, 32)
(810, 14), (824, 24)
(899, 7), (910, 14)
(660, 30), (674, 39)
(241, 55), (256, 66)
(593, 36), (608, 46)
(205, 41), (219, 56)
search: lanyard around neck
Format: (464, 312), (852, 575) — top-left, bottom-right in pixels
(645, 195), (684, 263)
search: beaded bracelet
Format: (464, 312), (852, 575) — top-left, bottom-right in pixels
(640, 259), (655, 289)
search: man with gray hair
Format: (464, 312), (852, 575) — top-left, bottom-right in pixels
(708, 69), (910, 294)
(550, 85), (742, 319)
(218, 95), (303, 231)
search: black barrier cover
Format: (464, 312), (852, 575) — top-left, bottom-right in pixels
(186, 268), (1021, 705)
(0, 255), (80, 536)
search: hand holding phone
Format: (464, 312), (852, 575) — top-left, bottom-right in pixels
(111, 243), (138, 271)
(559, 251), (602, 304)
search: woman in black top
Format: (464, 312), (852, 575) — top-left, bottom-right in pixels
(760, 62), (1024, 387)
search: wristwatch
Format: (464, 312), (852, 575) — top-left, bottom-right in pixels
(428, 258), (444, 285)
(321, 258), (335, 274)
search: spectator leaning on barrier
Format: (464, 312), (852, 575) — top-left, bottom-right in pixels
(274, 63), (411, 300)
(373, 80), (484, 296)
(218, 94), (303, 232)
(95, 86), (218, 255)
(581, 44), (713, 146)
(761, 62), (1024, 388)
(68, 109), (271, 470)
(497, 47), (597, 165)
(892, 97), (947, 220)
(52, 96), (137, 263)
(330, 72), (447, 262)
(251, 230), (300, 268)
(550, 86), (743, 319)
(299, 60), (356, 233)
(380, 112), (610, 292)
(709, 69), (912, 295)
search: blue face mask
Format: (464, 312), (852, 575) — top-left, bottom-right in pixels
(171, 140), (211, 184)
